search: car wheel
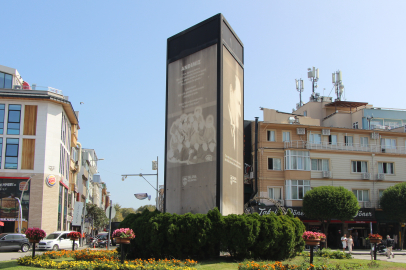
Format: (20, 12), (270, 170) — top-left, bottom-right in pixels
(74, 243), (79, 250)
(21, 243), (30, 252)
(52, 244), (59, 251)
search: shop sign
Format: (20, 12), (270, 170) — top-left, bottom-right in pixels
(19, 182), (29, 191)
(46, 175), (56, 187)
(252, 206), (309, 219)
(353, 208), (375, 220)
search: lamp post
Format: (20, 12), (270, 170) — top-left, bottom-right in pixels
(122, 157), (159, 210)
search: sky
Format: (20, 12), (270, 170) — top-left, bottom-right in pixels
(2, 1), (406, 209)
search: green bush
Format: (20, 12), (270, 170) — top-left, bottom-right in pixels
(120, 207), (303, 261)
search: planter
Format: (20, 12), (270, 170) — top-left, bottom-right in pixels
(305, 239), (320, 246)
(70, 237), (79, 241)
(369, 238), (382, 244)
(115, 237), (131, 244)
(320, 238), (326, 242)
(29, 239), (40, 243)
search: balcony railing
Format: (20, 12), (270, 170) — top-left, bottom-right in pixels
(285, 141), (406, 154)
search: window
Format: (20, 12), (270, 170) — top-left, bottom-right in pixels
(311, 159), (329, 171)
(267, 130), (275, 142)
(345, 135), (353, 146)
(268, 157), (281, 170)
(353, 122), (359, 129)
(7, 105), (21, 135)
(378, 162), (394, 174)
(58, 185), (63, 230)
(285, 150), (310, 170)
(0, 104), (4, 134)
(329, 134), (337, 145)
(353, 190), (369, 201)
(5, 138), (19, 169)
(381, 138), (396, 149)
(0, 72), (12, 89)
(268, 187), (282, 200)
(351, 161), (367, 173)
(286, 180), (310, 200)
(303, 111), (307, 116)
(282, 131), (290, 142)
(309, 133), (321, 144)
(360, 137), (368, 147)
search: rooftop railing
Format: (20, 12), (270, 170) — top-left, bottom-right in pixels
(284, 140), (406, 154)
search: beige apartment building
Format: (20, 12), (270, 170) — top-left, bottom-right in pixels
(246, 97), (406, 249)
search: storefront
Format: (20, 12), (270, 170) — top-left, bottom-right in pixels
(252, 206), (378, 249)
(0, 178), (30, 233)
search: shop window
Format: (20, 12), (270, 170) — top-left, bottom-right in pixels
(351, 161), (367, 173)
(267, 157), (281, 170)
(378, 162), (394, 174)
(5, 138), (19, 169)
(286, 180), (310, 200)
(7, 105), (21, 135)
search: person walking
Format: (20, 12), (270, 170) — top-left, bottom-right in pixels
(386, 235), (394, 259)
(341, 234), (347, 252)
(347, 235), (354, 253)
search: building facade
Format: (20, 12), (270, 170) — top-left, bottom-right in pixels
(246, 98), (406, 249)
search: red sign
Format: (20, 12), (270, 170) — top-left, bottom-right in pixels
(46, 175), (56, 187)
(19, 182), (29, 191)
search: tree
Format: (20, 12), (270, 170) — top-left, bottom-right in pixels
(112, 203), (124, 222)
(380, 182), (406, 250)
(86, 203), (108, 234)
(135, 205), (156, 213)
(302, 186), (360, 247)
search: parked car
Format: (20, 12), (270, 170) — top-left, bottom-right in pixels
(0, 233), (31, 252)
(38, 231), (78, 251)
(96, 232), (115, 246)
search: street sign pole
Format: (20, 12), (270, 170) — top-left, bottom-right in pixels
(107, 200), (112, 250)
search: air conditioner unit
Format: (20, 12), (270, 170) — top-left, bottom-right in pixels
(377, 173), (385, 180)
(364, 201), (372, 208)
(371, 132), (379, 139)
(277, 200), (284, 206)
(322, 129), (330, 136)
(361, 172), (371, 180)
(322, 171), (332, 178)
(297, 128), (305, 135)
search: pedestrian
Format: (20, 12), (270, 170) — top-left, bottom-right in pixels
(341, 234), (347, 252)
(386, 235), (394, 259)
(347, 235), (354, 253)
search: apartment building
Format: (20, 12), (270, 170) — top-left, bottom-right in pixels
(245, 97), (406, 249)
(0, 65), (79, 234)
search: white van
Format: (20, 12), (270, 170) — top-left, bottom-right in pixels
(38, 231), (77, 251)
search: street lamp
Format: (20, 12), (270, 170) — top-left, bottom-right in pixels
(122, 157), (159, 210)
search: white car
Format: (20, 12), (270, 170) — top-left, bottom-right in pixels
(38, 231), (78, 251)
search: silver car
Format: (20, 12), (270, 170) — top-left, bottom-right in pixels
(38, 231), (78, 251)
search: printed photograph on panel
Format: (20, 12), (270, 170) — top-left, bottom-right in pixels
(167, 45), (217, 168)
(222, 46), (243, 214)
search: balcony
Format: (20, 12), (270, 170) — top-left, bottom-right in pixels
(285, 141), (406, 154)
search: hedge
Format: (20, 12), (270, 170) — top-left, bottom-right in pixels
(118, 207), (305, 261)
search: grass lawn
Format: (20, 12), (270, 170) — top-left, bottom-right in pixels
(2, 255), (406, 270)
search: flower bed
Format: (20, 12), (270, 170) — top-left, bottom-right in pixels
(18, 249), (197, 270)
(238, 260), (362, 270)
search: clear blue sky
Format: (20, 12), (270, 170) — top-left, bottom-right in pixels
(3, 1), (406, 209)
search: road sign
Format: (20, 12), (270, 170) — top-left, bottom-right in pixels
(105, 206), (116, 219)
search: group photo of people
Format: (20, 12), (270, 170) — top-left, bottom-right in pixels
(167, 106), (216, 165)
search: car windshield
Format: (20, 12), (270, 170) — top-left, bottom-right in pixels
(0, 233), (7, 239)
(44, 233), (60, 240)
